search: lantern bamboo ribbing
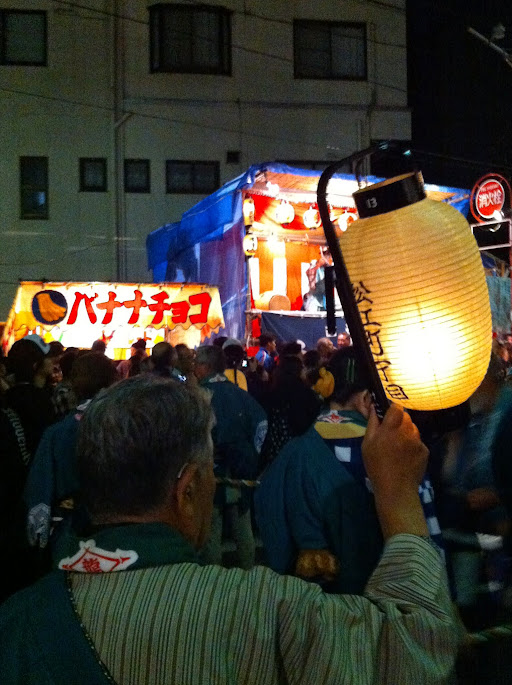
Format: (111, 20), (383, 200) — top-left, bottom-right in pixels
(341, 187), (492, 411)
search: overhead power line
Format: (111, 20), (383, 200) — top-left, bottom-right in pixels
(50, 0), (407, 51)
(0, 84), (407, 151)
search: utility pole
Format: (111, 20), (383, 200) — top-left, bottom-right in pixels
(113, 0), (128, 282)
(467, 26), (512, 69)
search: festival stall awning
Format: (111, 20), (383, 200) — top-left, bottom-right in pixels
(146, 162), (471, 338)
(1, 281), (224, 357)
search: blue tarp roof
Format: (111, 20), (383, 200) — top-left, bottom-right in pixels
(146, 163), (471, 337)
(146, 162), (470, 274)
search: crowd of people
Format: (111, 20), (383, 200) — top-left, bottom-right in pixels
(1, 328), (512, 682)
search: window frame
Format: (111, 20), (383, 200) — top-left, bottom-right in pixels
(293, 19), (367, 81)
(79, 158), (108, 193)
(149, 3), (232, 75)
(20, 156), (49, 220)
(0, 9), (47, 66)
(165, 160), (220, 194)
(124, 159), (151, 193)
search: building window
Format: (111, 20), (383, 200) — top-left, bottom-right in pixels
(20, 157), (48, 220)
(149, 3), (231, 75)
(166, 160), (220, 194)
(0, 10), (47, 65)
(226, 150), (240, 165)
(294, 20), (366, 80)
(124, 159), (151, 193)
(79, 158), (107, 192)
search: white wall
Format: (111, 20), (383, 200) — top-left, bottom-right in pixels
(0, 0), (409, 319)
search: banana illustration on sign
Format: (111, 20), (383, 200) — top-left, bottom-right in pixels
(36, 292), (67, 323)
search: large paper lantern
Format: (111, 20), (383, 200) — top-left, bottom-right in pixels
(341, 172), (492, 411)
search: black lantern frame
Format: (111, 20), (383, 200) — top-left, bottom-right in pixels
(316, 142), (410, 418)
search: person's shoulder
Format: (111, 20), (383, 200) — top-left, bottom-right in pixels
(221, 375), (257, 400)
(0, 573), (67, 678)
(0, 572), (60, 620)
(181, 560), (324, 603)
(280, 426), (329, 459)
(5, 383), (31, 403)
(38, 410), (77, 442)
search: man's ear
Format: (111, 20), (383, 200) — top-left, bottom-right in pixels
(356, 389), (372, 419)
(173, 463), (200, 516)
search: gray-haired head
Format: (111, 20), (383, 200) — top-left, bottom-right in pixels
(76, 375), (213, 522)
(195, 345), (226, 374)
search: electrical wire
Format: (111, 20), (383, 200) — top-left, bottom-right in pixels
(51, 0), (408, 50)
(0, 239), (118, 267)
(0, 84), (405, 151)
(50, 0), (511, 53)
(413, 148), (512, 174)
(0, 2), (506, 184)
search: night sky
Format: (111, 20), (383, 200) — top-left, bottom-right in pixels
(406, 0), (512, 189)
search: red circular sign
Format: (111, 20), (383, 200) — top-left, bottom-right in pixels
(475, 179), (505, 219)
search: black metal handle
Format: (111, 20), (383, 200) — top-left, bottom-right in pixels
(324, 266), (337, 336)
(316, 145), (391, 419)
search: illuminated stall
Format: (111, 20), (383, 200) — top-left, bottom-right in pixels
(1, 281), (224, 358)
(146, 163), (471, 346)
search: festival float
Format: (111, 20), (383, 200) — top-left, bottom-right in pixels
(146, 162), (472, 347)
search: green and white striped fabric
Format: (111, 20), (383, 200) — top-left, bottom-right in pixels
(72, 534), (463, 684)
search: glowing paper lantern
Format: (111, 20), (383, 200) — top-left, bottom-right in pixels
(303, 205), (322, 229)
(337, 211), (357, 233)
(274, 200), (295, 225)
(341, 172), (492, 411)
(243, 233), (258, 256)
(267, 234), (286, 257)
(243, 196), (255, 226)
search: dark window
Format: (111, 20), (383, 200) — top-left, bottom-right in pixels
(166, 160), (220, 194)
(124, 159), (151, 193)
(79, 158), (107, 192)
(0, 10), (47, 65)
(20, 157), (48, 219)
(150, 3), (231, 75)
(294, 20), (366, 80)
(226, 150), (240, 164)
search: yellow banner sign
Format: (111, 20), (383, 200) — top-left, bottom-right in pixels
(1, 282), (224, 353)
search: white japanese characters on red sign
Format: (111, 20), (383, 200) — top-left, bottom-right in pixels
(475, 180), (505, 219)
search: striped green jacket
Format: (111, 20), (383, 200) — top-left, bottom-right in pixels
(0, 524), (463, 684)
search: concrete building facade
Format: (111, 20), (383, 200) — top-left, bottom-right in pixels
(0, 0), (409, 319)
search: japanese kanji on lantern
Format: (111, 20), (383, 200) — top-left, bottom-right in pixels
(340, 172), (492, 412)
(1, 281), (225, 357)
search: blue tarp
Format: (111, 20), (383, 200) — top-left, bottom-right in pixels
(146, 162), (471, 339)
